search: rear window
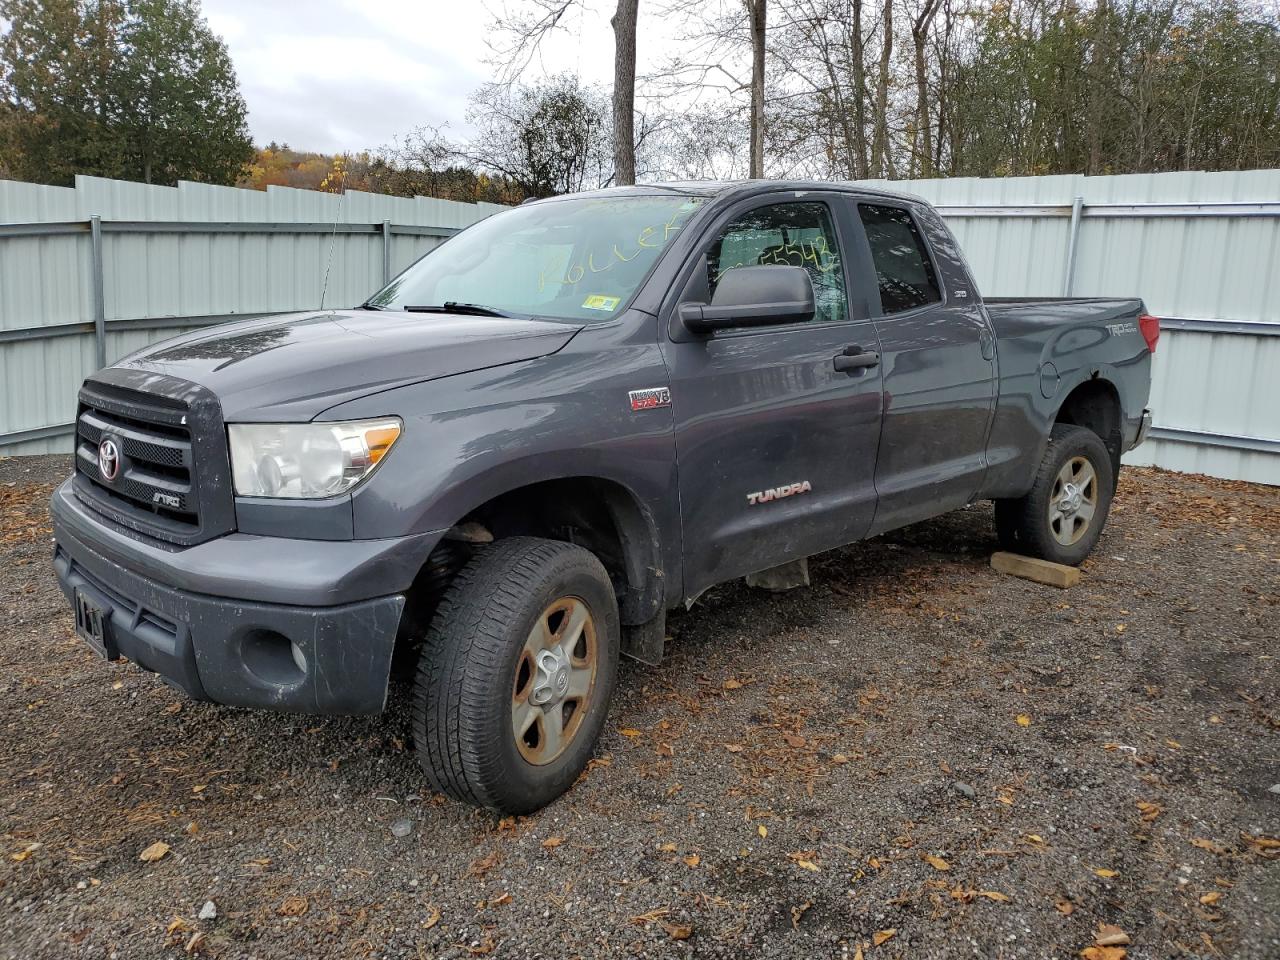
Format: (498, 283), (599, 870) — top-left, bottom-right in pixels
(858, 204), (942, 315)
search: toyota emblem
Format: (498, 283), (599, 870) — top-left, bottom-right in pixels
(98, 437), (120, 481)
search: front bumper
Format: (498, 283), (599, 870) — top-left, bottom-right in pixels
(51, 479), (440, 714)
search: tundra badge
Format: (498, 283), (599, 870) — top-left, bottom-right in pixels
(747, 481), (812, 505)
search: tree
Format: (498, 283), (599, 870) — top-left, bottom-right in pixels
(612, 0), (639, 183)
(463, 75), (612, 197)
(491, 0), (640, 185)
(0, 0), (253, 186)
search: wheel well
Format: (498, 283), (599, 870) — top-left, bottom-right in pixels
(398, 478), (663, 654)
(1055, 377), (1122, 477)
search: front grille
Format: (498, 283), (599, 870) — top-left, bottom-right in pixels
(72, 371), (236, 546)
(77, 407), (196, 523)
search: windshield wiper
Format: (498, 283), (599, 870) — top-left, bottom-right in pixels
(402, 302), (517, 318)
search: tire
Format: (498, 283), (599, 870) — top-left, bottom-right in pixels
(411, 537), (620, 814)
(993, 423), (1115, 566)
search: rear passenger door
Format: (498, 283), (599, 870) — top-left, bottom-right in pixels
(851, 201), (996, 535)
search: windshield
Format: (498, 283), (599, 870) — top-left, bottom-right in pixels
(366, 194), (706, 322)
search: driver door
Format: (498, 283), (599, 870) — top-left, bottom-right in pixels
(659, 194), (884, 599)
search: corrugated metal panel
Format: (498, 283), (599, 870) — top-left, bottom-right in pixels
(861, 170), (1280, 485)
(1, 176), (503, 454)
(4, 171), (1278, 485)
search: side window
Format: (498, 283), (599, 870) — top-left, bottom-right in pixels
(707, 202), (847, 324)
(858, 204), (942, 315)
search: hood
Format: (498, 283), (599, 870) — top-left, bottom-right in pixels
(120, 309), (583, 421)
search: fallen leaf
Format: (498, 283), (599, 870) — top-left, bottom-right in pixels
(1192, 837), (1228, 855)
(1095, 923), (1131, 946)
(1136, 801), (1164, 822)
(1199, 892), (1222, 906)
(184, 932), (205, 955)
(1115, 623), (1127, 634)
(489, 892), (512, 907)
(618, 728), (643, 738)
(683, 854), (700, 868)
(978, 890), (1011, 903)
(922, 853), (950, 872)
(470, 851), (500, 877)
(139, 841), (170, 863)
(1023, 834), (1046, 845)
(1055, 897), (1075, 916)
(757, 824), (768, 839)
(853, 946), (864, 960)
(277, 896), (308, 917)
(873, 929), (896, 946)
(423, 905), (441, 929)
(1016, 714), (1032, 727)
(658, 842), (678, 852)
(1093, 867), (1119, 879)
(1242, 833), (1280, 853)
(832, 753), (849, 764)
(10, 842), (41, 863)
(1166, 739), (1181, 749)
(1080, 948), (1126, 960)
(722, 678), (743, 690)
(167, 917), (191, 935)
(788, 851), (821, 872)
(663, 922), (693, 941)
(724, 743), (744, 753)
(783, 733), (807, 748)
(462, 938), (495, 955)
(790, 900), (812, 930)
(541, 837), (564, 849)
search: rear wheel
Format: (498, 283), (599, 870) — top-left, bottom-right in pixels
(993, 423), (1114, 566)
(411, 537), (619, 814)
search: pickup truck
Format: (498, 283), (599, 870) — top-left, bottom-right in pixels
(50, 180), (1157, 813)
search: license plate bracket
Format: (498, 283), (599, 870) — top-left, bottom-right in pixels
(74, 589), (118, 661)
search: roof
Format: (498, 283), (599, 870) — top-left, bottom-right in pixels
(530, 179), (927, 206)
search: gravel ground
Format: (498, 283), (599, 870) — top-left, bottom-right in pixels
(1, 454), (1277, 960)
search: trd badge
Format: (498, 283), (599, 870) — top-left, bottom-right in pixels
(629, 387), (671, 411)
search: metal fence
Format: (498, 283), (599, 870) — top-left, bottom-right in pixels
(2, 171), (1278, 484)
(0, 175), (505, 454)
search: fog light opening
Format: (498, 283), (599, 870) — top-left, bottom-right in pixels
(241, 629), (307, 687)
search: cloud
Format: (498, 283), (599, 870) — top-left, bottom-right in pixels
(203, 0), (502, 152)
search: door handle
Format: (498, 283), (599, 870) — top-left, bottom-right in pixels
(833, 345), (880, 373)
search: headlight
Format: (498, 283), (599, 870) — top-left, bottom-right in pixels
(228, 419), (402, 499)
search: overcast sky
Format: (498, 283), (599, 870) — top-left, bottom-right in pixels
(202, 0), (634, 154)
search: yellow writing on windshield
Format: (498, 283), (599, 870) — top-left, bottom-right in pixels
(539, 207), (693, 294)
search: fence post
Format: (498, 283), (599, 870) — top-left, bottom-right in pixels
(381, 220), (392, 286)
(89, 215), (106, 369)
(1062, 196), (1083, 296)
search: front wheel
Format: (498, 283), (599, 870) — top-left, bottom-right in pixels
(411, 537), (620, 814)
(993, 423), (1115, 566)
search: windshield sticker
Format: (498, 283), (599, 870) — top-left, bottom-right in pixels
(582, 295), (621, 311)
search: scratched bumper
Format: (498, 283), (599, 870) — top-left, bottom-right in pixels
(52, 503), (403, 715)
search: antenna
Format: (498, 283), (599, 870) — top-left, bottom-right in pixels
(319, 162), (348, 310)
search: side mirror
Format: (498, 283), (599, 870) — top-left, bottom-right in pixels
(678, 265), (815, 335)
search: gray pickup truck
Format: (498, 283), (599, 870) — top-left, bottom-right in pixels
(51, 181), (1156, 813)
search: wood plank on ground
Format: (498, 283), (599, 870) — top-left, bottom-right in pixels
(990, 551), (1081, 589)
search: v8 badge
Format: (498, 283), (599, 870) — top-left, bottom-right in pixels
(628, 387), (671, 412)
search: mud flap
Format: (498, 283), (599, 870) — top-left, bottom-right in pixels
(621, 610), (665, 665)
